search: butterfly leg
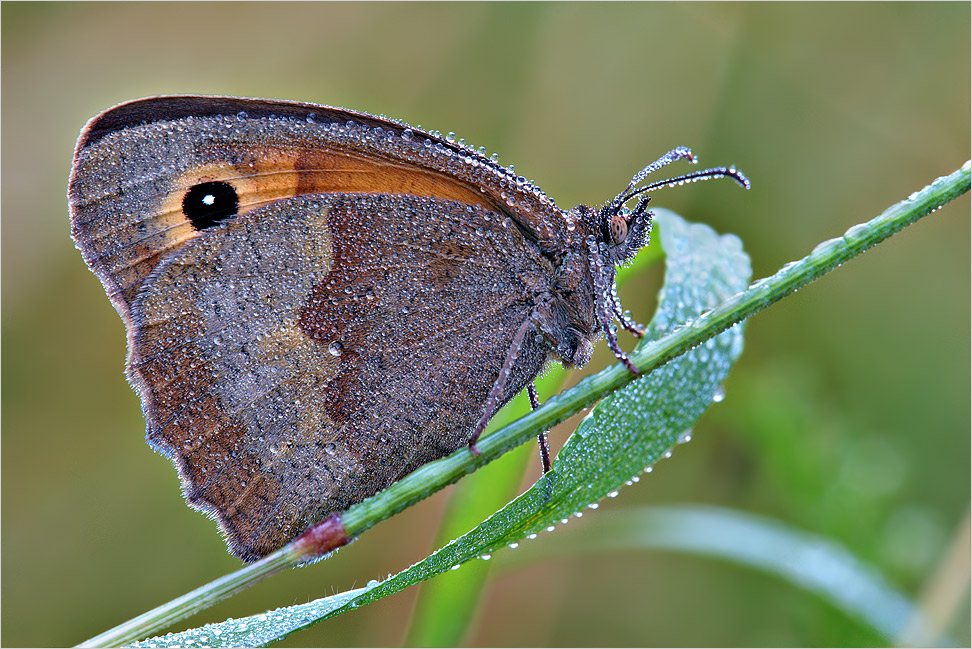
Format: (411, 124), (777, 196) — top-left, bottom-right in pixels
(612, 292), (645, 339)
(605, 325), (638, 375)
(588, 233), (640, 375)
(528, 383), (552, 473)
(468, 316), (535, 455)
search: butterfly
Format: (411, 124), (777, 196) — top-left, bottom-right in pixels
(68, 96), (748, 560)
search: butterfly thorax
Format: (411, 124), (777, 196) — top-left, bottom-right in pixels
(538, 249), (597, 369)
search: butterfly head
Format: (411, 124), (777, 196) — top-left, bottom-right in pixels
(585, 146), (751, 268)
(563, 147), (750, 372)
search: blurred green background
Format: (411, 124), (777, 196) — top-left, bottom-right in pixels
(2, 2), (968, 646)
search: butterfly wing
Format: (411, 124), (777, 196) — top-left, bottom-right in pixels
(69, 97), (560, 559)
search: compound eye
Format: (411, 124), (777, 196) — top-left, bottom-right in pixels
(609, 213), (628, 245)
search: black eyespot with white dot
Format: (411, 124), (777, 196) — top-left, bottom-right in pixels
(182, 181), (239, 230)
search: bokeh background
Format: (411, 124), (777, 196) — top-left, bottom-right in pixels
(3, 3), (968, 646)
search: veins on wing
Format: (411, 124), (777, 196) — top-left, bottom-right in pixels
(385, 239), (507, 268)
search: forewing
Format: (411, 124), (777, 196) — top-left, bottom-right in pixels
(68, 96), (568, 323)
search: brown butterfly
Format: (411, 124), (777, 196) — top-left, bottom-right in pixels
(68, 96), (748, 560)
